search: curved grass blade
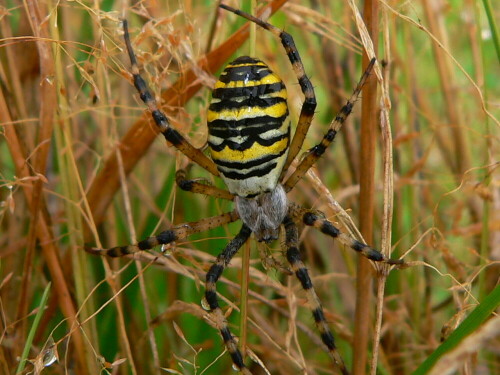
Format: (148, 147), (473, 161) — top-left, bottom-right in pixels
(413, 283), (500, 374)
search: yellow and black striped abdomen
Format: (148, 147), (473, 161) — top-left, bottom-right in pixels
(207, 56), (290, 197)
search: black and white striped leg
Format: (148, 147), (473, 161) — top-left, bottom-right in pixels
(283, 216), (349, 375)
(302, 211), (404, 266)
(86, 211), (239, 257)
(283, 58), (376, 192)
(219, 4), (316, 179)
(122, 20), (219, 177)
(205, 225), (253, 375)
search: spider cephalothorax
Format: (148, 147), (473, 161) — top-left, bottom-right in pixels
(87, 4), (404, 375)
(235, 184), (288, 242)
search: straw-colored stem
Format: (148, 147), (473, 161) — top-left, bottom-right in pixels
(352, 0), (379, 373)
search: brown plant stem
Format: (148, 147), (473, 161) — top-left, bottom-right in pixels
(0, 85), (90, 375)
(353, 0), (379, 374)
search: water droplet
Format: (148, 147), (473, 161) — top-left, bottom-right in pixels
(44, 75), (55, 85)
(161, 244), (172, 256)
(41, 337), (58, 367)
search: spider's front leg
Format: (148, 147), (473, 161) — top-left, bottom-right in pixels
(283, 215), (350, 375)
(219, 4), (317, 180)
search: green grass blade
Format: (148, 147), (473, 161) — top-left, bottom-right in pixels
(15, 282), (52, 375)
(413, 283), (500, 374)
(482, 0), (500, 63)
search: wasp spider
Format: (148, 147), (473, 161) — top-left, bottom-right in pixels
(88, 4), (404, 374)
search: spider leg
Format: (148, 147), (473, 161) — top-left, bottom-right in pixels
(205, 225), (253, 375)
(175, 169), (234, 200)
(219, 4), (316, 180)
(86, 211), (239, 257)
(123, 20), (219, 177)
(300, 208), (404, 266)
(283, 215), (349, 375)
(283, 58), (376, 192)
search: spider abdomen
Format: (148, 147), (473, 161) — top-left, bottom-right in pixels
(207, 56), (290, 198)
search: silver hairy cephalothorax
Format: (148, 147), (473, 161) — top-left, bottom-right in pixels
(235, 184), (288, 242)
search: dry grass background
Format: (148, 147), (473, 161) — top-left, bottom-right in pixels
(0, 0), (499, 374)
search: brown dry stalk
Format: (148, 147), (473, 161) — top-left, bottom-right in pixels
(0, 86), (90, 374)
(352, 0), (379, 373)
(370, 4), (396, 374)
(1, 1), (94, 374)
(15, 0), (57, 351)
(422, 0), (470, 176)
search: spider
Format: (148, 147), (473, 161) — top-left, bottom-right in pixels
(87, 4), (405, 375)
